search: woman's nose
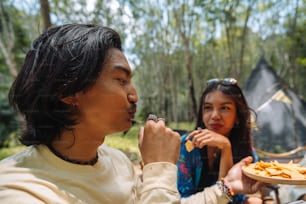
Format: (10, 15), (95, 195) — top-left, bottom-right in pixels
(211, 109), (221, 120)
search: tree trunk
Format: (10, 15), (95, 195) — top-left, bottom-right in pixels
(239, 1), (254, 77)
(0, 2), (17, 78)
(0, 40), (17, 77)
(173, 6), (197, 120)
(186, 52), (197, 119)
(288, 0), (299, 93)
(40, 0), (52, 30)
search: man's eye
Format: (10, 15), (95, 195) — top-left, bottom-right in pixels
(117, 78), (127, 85)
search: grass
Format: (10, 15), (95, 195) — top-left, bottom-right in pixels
(0, 122), (193, 161)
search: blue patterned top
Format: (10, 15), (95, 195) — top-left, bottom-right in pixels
(177, 133), (258, 204)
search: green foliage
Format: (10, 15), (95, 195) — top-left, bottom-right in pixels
(0, 99), (18, 146)
(0, 1), (31, 69)
(0, 1), (33, 148)
(0, 78), (19, 148)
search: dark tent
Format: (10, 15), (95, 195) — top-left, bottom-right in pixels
(243, 57), (306, 153)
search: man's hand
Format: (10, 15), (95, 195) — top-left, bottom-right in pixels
(138, 117), (180, 165)
(224, 156), (264, 195)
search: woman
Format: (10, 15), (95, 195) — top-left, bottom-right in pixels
(177, 78), (261, 203)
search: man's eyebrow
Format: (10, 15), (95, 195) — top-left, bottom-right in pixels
(114, 65), (132, 76)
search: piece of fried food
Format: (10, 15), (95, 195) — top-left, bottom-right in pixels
(185, 140), (194, 152)
(248, 160), (306, 179)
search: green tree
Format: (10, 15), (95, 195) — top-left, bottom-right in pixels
(0, 1), (32, 147)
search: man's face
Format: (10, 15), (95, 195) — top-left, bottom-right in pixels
(74, 48), (138, 136)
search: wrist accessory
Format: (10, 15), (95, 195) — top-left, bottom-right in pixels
(216, 178), (234, 202)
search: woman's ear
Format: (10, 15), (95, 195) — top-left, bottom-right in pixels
(235, 119), (239, 125)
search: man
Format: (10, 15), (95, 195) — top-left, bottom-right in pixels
(0, 23), (261, 203)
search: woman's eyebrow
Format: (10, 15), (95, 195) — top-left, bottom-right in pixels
(221, 101), (235, 106)
(204, 101), (234, 105)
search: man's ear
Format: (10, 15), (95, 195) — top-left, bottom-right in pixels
(61, 96), (78, 106)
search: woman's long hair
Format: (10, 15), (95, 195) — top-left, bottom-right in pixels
(195, 82), (255, 162)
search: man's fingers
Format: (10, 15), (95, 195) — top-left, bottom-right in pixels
(157, 117), (166, 123)
(138, 126), (144, 147)
(240, 156), (253, 166)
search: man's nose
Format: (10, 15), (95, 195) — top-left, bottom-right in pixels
(128, 93), (138, 103)
(128, 85), (138, 103)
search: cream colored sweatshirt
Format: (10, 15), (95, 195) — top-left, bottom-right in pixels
(0, 144), (229, 204)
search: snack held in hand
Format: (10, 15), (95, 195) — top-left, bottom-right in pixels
(185, 140), (194, 152)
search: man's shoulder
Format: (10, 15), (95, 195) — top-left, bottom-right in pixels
(98, 144), (131, 162)
(0, 146), (33, 167)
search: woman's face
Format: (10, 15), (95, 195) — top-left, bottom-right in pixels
(202, 90), (237, 137)
(71, 48), (138, 136)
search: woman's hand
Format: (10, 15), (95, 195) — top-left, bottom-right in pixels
(186, 129), (231, 150)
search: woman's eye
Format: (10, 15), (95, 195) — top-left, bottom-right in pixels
(221, 106), (230, 111)
(203, 105), (212, 110)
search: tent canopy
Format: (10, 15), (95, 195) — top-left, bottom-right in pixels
(243, 57), (306, 152)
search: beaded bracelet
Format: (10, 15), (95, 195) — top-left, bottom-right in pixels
(216, 178), (234, 202)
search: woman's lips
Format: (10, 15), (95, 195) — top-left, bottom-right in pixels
(209, 123), (223, 129)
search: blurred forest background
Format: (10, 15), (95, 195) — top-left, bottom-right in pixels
(0, 0), (305, 153)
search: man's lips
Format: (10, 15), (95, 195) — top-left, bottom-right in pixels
(129, 112), (135, 119)
(128, 104), (137, 118)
